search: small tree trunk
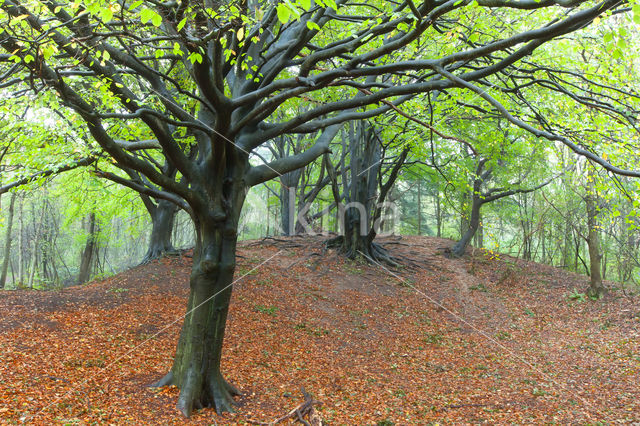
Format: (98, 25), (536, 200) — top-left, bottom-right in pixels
(417, 181), (422, 235)
(280, 184), (296, 236)
(78, 212), (97, 284)
(27, 201), (46, 289)
(0, 192), (17, 289)
(451, 197), (482, 257)
(586, 190), (604, 298)
(143, 200), (177, 263)
(475, 213), (483, 248)
(436, 192), (442, 238)
(18, 198), (23, 285)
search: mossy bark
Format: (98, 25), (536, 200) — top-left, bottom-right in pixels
(153, 170), (246, 416)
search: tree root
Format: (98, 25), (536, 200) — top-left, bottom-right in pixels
(140, 247), (180, 265)
(248, 388), (323, 426)
(249, 235), (310, 249)
(150, 370), (240, 417)
(325, 235), (401, 268)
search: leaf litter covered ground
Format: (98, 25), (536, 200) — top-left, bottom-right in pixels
(0, 236), (639, 424)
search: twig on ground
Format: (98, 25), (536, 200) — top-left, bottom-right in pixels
(247, 387), (323, 426)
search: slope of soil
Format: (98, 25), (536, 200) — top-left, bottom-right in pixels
(0, 236), (639, 424)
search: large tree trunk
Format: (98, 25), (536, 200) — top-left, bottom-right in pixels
(143, 200), (177, 263)
(586, 189), (605, 298)
(152, 182), (246, 417)
(0, 192), (17, 289)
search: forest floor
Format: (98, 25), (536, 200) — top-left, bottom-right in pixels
(0, 236), (639, 425)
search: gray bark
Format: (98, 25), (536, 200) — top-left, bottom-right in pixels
(0, 192), (16, 288)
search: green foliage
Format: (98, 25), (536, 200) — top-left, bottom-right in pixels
(567, 289), (587, 303)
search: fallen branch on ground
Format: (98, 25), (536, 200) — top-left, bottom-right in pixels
(247, 388), (323, 426)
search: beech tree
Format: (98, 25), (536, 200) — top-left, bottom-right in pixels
(325, 119), (409, 264)
(2, 0), (640, 417)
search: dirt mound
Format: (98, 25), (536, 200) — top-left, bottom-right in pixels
(0, 236), (638, 424)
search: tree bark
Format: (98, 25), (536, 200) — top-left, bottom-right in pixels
(585, 188), (604, 298)
(143, 199), (177, 263)
(452, 196), (482, 257)
(325, 122), (407, 265)
(436, 192), (442, 238)
(417, 180), (422, 235)
(18, 197), (23, 285)
(77, 212), (97, 285)
(0, 192), (17, 289)
(279, 180), (298, 236)
(152, 175), (247, 417)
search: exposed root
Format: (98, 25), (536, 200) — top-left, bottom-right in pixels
(150, 370), (239, 418)
(325, 235), (401, 268)
(150, 371), (173, 387)
(249, 235), (316, 249)
(140, 247), (180, 265)
(248, 388), (323, 426)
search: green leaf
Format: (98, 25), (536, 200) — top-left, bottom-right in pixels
(277, 4), (291, 24)
(300, 0), (311, 9)
(603, 32), (613, 44)
(188, 52), (203, 64)
(322, 0), (338, 10)
(151, 12), (162, 27)
(101, 7), (113, 22)
(129, 0), (143, 10)
(633, 4), (640, 24)
(176, 17), (187, 31)
(140, 8), (154, 24)
(306, 21), (320, 31)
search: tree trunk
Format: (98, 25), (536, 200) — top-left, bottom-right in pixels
(417, 180), (422, 235)
(586, 189), (604, 298)
(143, 200), (177, 263)
(0, 192), (17, 289)
(27, 200), (46, 289)
(280, 183), (297, 236)
(78, 212), (97, 284)
(451, 196), (482, 257)
(18, 197), (23, 285)
(436, 192), (442, 238)
(475, 213), (483, 248)
(152, 180), (247, 417)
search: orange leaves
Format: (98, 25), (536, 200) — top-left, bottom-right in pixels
(0, 238), (639, 423)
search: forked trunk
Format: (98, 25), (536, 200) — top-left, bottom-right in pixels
(143, 200), (177, 263)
